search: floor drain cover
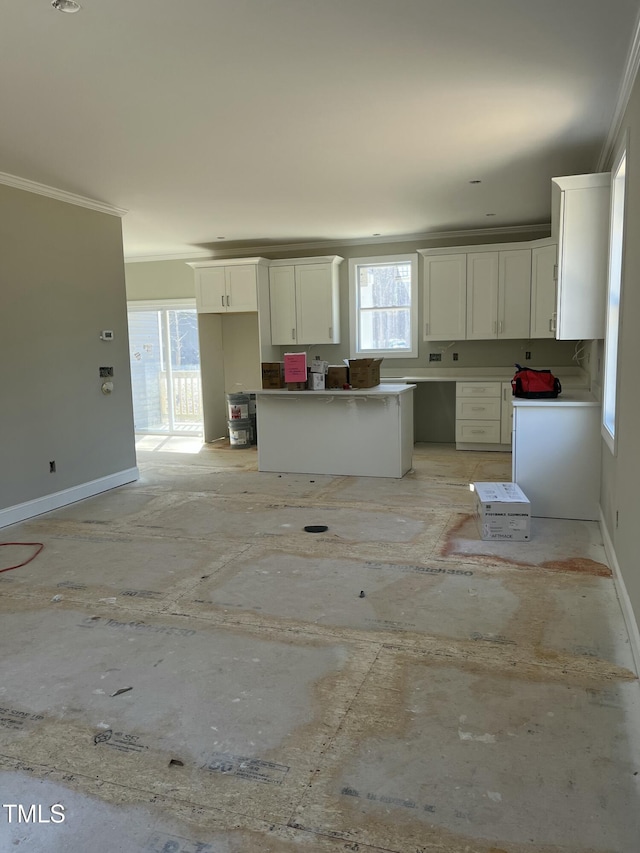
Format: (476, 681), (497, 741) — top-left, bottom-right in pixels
(304, 525), (328, 533)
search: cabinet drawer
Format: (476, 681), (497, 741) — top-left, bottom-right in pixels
(455, 420), (502, 443)
(456, 398), (501, 420)
(456, 381), (501, 398)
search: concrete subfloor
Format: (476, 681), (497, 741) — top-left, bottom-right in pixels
(1, 440), (639, 852)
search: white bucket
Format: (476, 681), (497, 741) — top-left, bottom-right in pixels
(226, 392), (250, 421)
(228, 418), (253, 448)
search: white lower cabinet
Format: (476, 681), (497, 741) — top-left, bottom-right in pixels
(512, 396), (601, 519)
(455, 381), (512, 450)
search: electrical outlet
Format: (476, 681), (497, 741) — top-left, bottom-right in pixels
(49, 461), (56, 473)
(525, 351), (531, 360)
(452, 352), (458, 361)
(429, 353), (442, 362)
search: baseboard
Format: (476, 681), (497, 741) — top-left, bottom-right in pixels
(0, 467), (139, 529)
(600, 509), (640, 678)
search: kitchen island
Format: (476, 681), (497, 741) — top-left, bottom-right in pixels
(254, 384), (416, 477)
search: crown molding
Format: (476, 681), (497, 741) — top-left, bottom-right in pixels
(126, 249), (215, 263)
(597, 8), (640, 171)
(124, 223), (550, 264)
(0, 172), (127, 217)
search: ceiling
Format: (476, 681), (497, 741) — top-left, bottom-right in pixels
(1, 0), (639, 260)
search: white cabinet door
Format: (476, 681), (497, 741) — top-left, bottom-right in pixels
(530, 243), (557, 338)
(423, 254), (466, 340)
(269, 265), (297, 344)
(500, 381), (513, 444)
(552, 174), (610, 340)
(296, 263), (338, 344)
(195, 267), (227, 313)
(466, 252), (499, 339)
(194, 264), (258, 313)
(225, 264), (258, 312)
(498, 249), (531, 339)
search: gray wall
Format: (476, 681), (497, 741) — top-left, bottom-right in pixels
(0, 184), (136, 511)
(600, 73), (640, 630)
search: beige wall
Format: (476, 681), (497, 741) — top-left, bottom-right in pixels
(600, 73), (640, 628)
(0, 184), (136, 512)
(125, 258), (195, 301)
(126, 230), (580, 376)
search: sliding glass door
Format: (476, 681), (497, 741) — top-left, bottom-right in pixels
(127, 302), (203, 435)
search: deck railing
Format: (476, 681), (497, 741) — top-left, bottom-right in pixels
(159, 370), (202, 423)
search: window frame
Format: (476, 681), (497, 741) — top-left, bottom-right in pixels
(348, 253), (418, 358)
(602, 141), (627, 454)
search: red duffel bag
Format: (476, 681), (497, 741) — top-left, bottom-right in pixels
(511, 364), (561, 398)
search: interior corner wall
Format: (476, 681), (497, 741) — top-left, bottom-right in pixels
(0, 184), (137, 517)
(600, 71), (640, 634)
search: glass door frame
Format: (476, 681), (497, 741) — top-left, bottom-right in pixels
(127, 299), (203, 436)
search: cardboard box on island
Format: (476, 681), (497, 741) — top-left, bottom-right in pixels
(261, 362), (285, 389)
(347, 358), (383, 388)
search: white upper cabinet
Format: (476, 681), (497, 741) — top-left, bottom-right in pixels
(552, 173), (610, 339)
(422, 254), (466, 340)
(530, 242), (557, 338)
(466, 251), (499, 339)
(269, 265), (297, 344)
(466, 249), (531, 339)
(498, 249), (531, 339)
(189, 259), (266, 313)
(268, 256), (343, 345)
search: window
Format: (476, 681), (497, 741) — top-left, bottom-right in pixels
(602, 146), (626, 452)
(349, 254), (418, 358)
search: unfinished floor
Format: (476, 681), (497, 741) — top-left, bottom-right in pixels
(1, 440), (639, 853)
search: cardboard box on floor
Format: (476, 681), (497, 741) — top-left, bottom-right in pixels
(347, 358), (383, 388)
(472, 482), (531, 542)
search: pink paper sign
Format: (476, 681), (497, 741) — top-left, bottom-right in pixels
(284, 352), (307, 382)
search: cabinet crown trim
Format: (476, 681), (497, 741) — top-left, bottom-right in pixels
(267, 255), (344, 267)
(552, 173), (611, 191)
(187, 257), (269, 269)
(419, 238), (554, 257)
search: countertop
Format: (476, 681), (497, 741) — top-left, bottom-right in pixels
(253, 384), (416, 396)
(512, 389), (600, 407)
(379, 366), (590, 387)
